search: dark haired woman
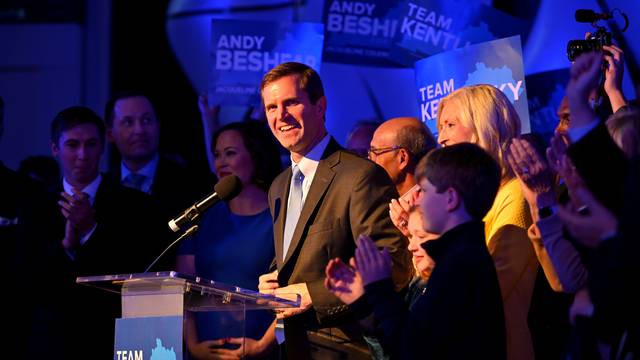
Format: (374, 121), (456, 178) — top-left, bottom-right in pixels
(177, 121), (283, 359)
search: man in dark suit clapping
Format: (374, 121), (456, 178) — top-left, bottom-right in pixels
(24, 106), (164, 359)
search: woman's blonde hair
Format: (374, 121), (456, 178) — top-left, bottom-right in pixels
(437, 84), (521, 179)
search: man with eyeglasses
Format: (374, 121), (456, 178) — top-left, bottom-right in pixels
(368, 117), (437, 196)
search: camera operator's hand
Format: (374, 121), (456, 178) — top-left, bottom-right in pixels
(566, 52), (602, 129)
(602, 44), (627, 113)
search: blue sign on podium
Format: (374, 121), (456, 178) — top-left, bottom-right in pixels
(115, 316), (182, 360)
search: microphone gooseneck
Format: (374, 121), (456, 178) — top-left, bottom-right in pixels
(145, 224), (199, 273)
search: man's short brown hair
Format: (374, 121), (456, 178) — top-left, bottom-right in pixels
(260, 62), (325, 104)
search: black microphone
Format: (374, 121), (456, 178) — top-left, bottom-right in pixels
(168, 175), (242, 232)
(575, 9), (611, 23)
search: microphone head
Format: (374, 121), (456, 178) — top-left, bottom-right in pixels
(575, 9), (598, 23)
(214, 175), (242, 201)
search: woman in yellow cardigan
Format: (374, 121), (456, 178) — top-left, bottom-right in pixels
(436, 84), (537, 360)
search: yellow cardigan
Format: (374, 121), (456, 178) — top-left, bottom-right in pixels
(483, 178), (538, 360)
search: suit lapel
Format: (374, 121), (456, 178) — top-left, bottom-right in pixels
(149, 157), (167, 195)
(274, 168), (292, 268)
(282, 139), (342, 266)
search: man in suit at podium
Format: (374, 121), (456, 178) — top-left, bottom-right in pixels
(258, 62), (413, 359)
(24, 106), (164, 359)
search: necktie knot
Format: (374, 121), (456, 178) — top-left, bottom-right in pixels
(293, 166), (305, 185)
(123, 173), (146, 191)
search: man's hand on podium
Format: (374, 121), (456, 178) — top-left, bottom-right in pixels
(258, 271), (312, 318)
(274, 283), (312, 319)
(258, 270), (279, 295)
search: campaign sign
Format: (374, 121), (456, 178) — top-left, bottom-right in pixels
(114, 316), (182, 360)
(391, 0), (529, 67)
(322, 0), (407, 66)
(210, 20), (324, 106)
(525, 68), (570, 141)
(414, 36), (530, 135)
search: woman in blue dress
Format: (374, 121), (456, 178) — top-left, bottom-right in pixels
(177, 121), (283, 359)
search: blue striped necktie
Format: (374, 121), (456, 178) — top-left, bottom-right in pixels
(282, 165), (304, 261)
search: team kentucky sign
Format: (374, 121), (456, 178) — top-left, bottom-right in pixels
(414, 35), (530, 136)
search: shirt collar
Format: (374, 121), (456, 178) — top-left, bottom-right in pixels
(63, 174), (102, 205)
(291, 134), (331, 178)
(121, 153), (159, 181)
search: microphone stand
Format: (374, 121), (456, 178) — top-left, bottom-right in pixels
(144, 224), (199, 273)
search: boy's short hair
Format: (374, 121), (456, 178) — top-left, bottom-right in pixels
(51, 106), (105, 145)
(415, 143), (500, 220)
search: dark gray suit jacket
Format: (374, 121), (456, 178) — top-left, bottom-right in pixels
(269, 137), (412, 358)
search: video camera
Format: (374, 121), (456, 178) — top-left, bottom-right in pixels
(566, 8), (629, 62)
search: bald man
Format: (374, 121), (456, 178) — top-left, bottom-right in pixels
(368, 117), (437, 195)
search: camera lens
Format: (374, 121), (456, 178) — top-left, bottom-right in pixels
(567, 39), (600, 61)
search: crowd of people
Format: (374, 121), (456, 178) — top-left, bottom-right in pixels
(1, 46), (639, 360)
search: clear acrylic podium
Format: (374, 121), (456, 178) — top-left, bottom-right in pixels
(77, 271), (299, 359)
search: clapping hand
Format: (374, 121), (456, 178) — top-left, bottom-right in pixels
(566, 52), (603, 129)
(355, 234), (392, 286)
(324, 257), (364, 305)
(59, 189), (96, 250)
(546, 132), (571, 174)
(507, 138), (555, 209)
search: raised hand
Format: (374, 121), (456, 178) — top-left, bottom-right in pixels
(566, 52), (603, 128)
(198, 92), (221, 128)
(546, 132), (571, 174)
(324, 257), (364, 305)
(355, 234), (392, 286)
(507, 138), (555, 209)
(602, 44), (627, 112)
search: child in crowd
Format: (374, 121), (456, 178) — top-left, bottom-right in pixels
(325, 143), (506, 359)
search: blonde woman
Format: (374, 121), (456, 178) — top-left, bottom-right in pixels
(437, 84), (537, 360)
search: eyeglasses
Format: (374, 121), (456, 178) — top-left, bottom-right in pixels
(348, 148), (370, 158)
(367, 145), (402, 158)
